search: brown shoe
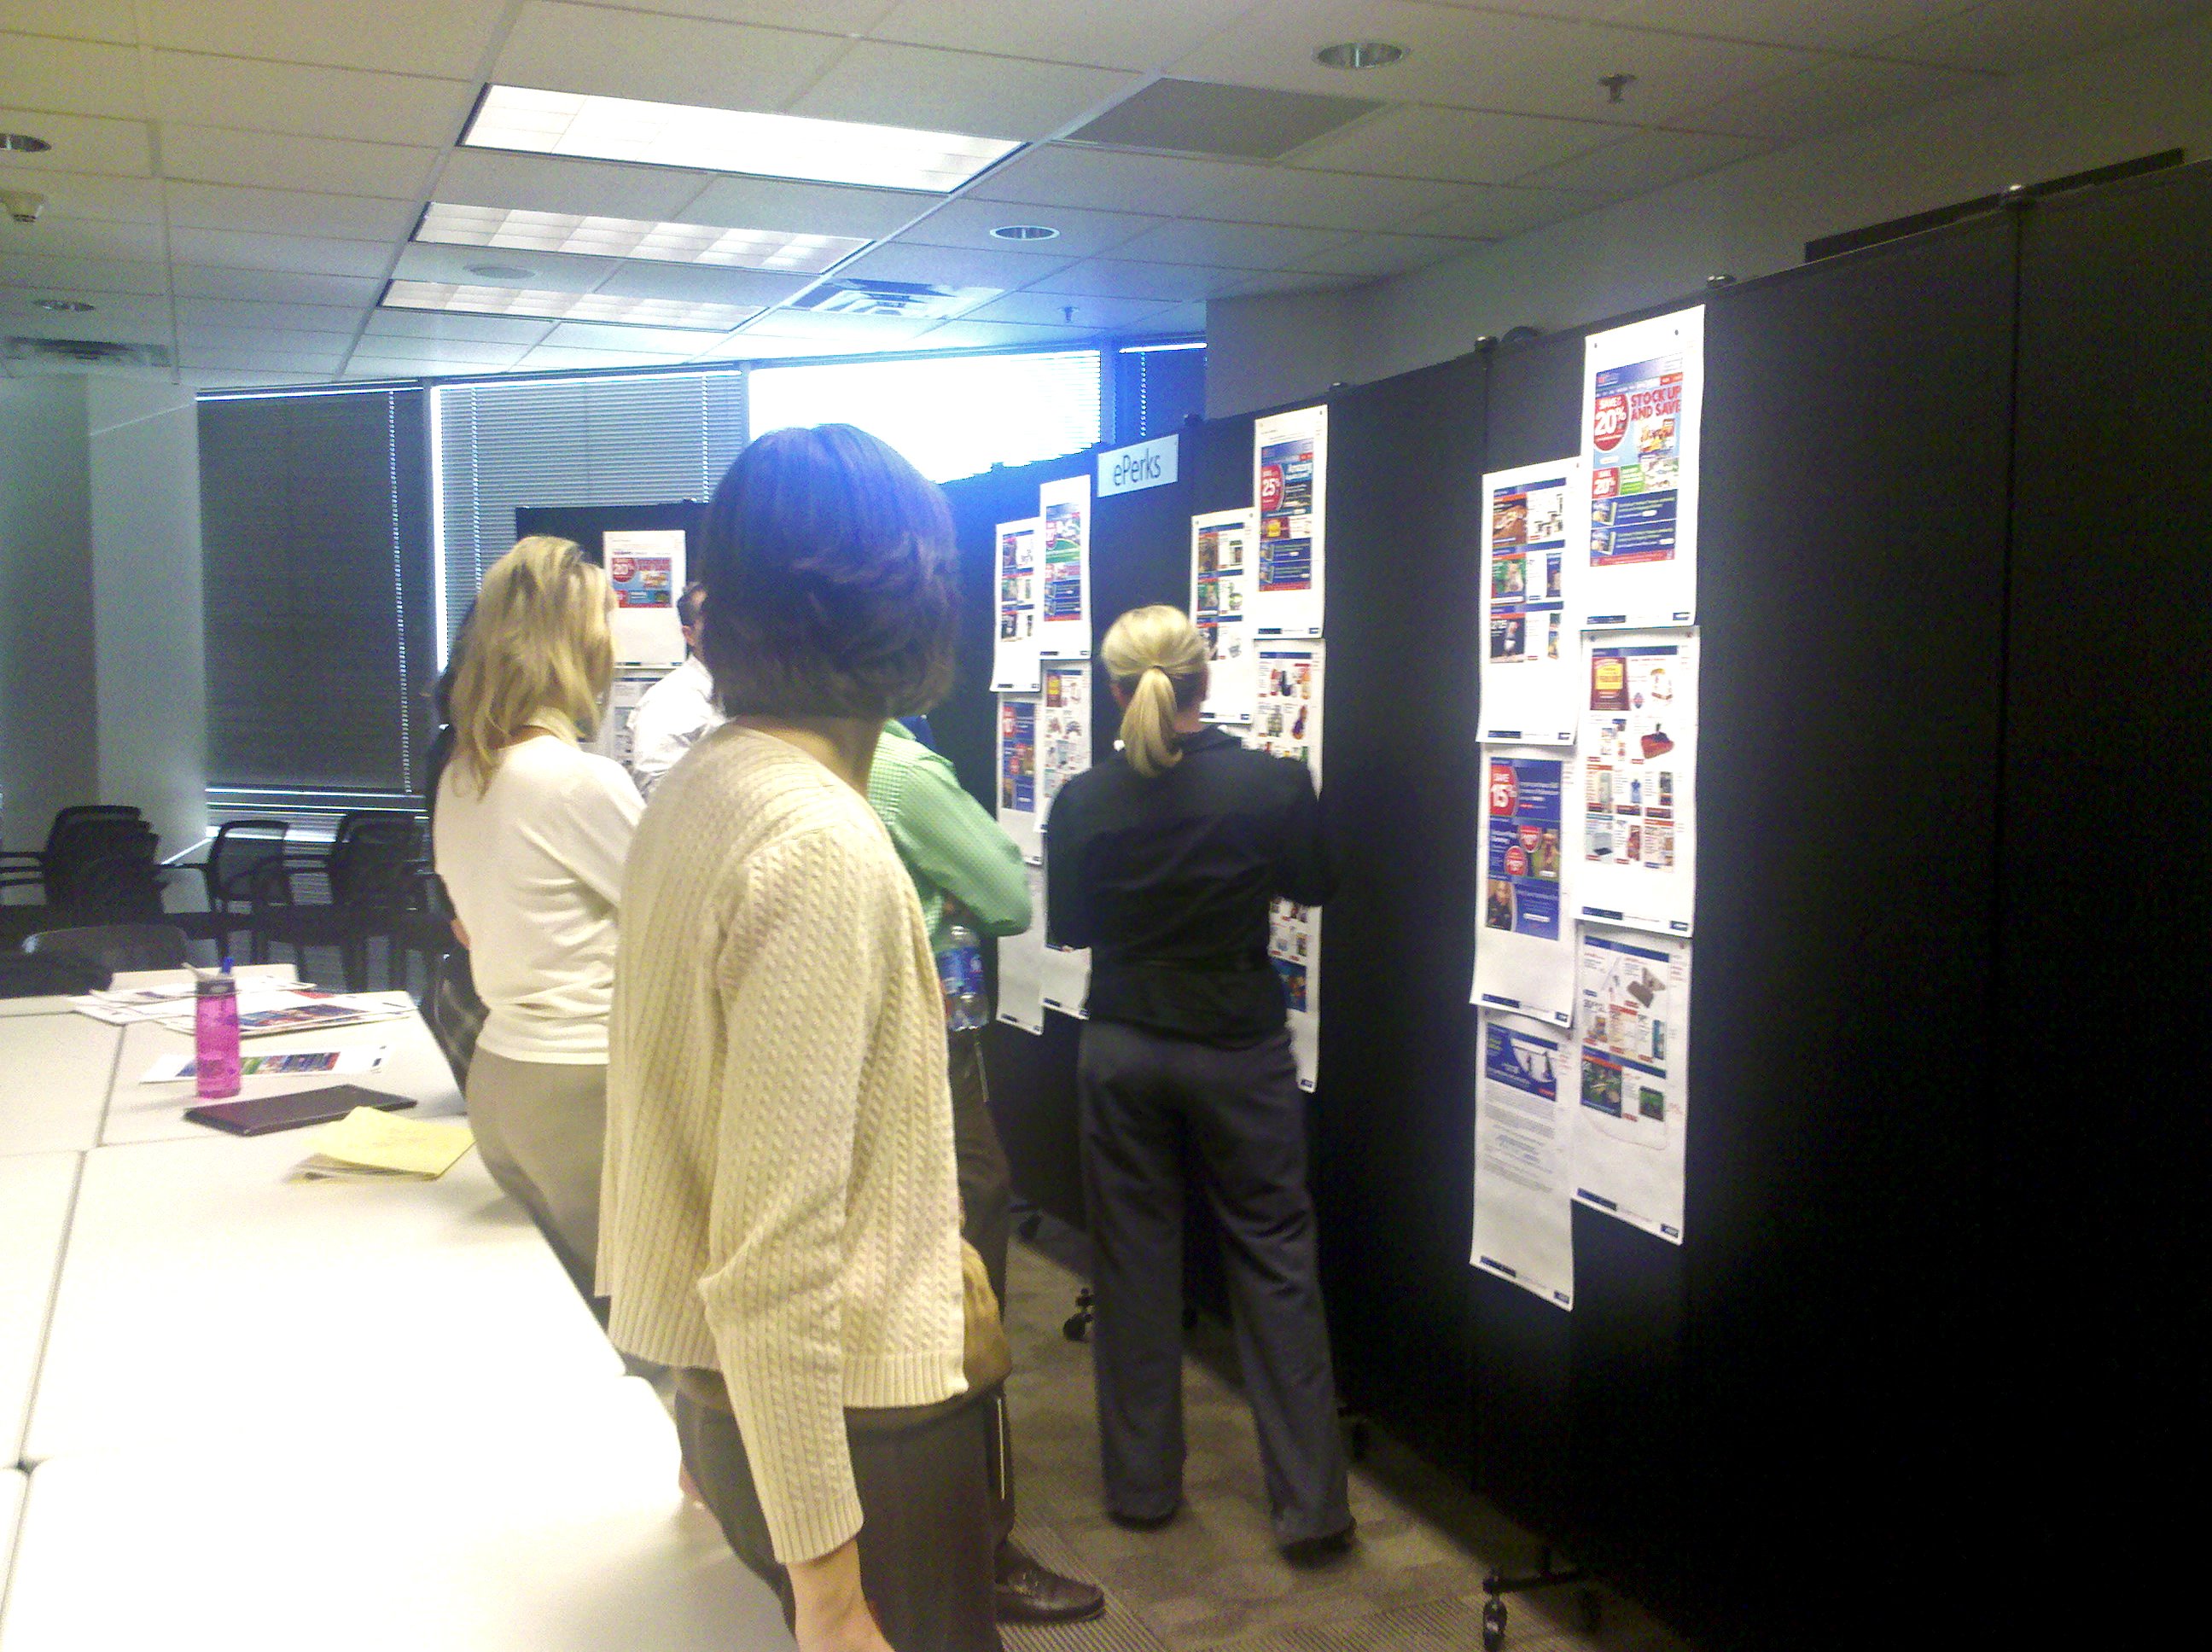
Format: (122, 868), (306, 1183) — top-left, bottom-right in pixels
(994, 1540), (1106, 1625)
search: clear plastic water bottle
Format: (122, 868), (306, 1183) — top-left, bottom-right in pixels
(195, 960), (242, 1100)
(936, 923), (988, 1032)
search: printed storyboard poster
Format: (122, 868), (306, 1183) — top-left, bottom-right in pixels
(1479, 459), (1582, 746)
(1037, 474), (1092, 660)
(996, 861), (1047, 1035)
(1574, 631), (1698, 936)
(603, 529), (685, 666)
(1472, 749), (1574, 1026)
(1582, 307), (1703, 629)
(1572, 926), (1691, 1243)
(992, 516), (1042, 692)
(997, 697), (1039, 858)
(1247, 639), (1324, 1089)
(1038, 661), (1092, 1017)
(1252, 404), (1326, 637)
(1473, 1009), (1575, 1310)
(1191, 507), (1258, 724)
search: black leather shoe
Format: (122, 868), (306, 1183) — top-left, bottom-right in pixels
(1281, 1523), (1358, 1568)
(994, 1541), (1107, 1625)
(1104, 1503), (1179, 1531)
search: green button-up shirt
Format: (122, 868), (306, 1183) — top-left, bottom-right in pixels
(867, 719), (1031, 954)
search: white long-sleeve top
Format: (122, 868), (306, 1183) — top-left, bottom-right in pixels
(433, 730), (643, 1063)
(600, 724), (965, 1564)
(626, 654), (724, 796)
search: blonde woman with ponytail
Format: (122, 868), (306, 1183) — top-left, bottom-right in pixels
(1045, 604), (1353, 1562)
(433, 535), (642, 1300)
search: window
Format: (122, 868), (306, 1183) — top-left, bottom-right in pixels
(1113, 341), (1207, 444)
(198, 387), (435, 796)
(746, 349), (1103, 484)
(434, 370), (746, 653)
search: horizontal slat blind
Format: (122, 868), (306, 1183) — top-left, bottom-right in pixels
(436, 371), (746, 647)
(199, 388), (434, 792)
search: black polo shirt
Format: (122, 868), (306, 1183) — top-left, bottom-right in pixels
(1045, 726), (1335, 1044)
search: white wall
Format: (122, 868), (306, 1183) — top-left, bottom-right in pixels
(1207, 12), (2212, 411)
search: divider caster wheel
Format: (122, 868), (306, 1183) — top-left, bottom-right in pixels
(1018, 1213), (1042, 1242)
(1578, 1587), (1602, 1633)
(1063, 1287), (1095, 1342)
(1481, 1595), (1508, 1651)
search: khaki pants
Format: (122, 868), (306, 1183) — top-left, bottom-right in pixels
(464, 1048), (605, 1300)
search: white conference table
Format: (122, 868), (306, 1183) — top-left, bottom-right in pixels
(0, 1469), (20, 1601)
(0, 1155), (78, 1465)
(0, 1019), (116, 1157)
(2, 1379), (792, 1652)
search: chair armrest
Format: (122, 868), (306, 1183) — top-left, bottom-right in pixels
(0, 850), (45, 870)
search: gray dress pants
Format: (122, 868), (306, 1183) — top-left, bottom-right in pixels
(949, 1027), (1016, 1548)
(464, 1047), (605, 1301)
(1077, 1019), (1352, 1545)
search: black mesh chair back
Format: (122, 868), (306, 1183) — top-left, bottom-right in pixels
(47, 804), (141, 844)
(329, 817), (422, 910)
(201, 819), (290, 912)
(47, 821), (160, 912)
(23, 922), (189, 974)
(0, 951), (110, 998)
(425, 946), (487, 1087)
(62, 847), (167, 925)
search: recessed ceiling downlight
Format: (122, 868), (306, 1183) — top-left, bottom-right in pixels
(0, 133), (52, 154)
(465, 263), (537, 282)
(33, 298), (93, 312)
(989, 224), (1060, 241)
(1313, 41), (1406, 70)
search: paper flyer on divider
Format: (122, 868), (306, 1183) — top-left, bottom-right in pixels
(992, 516), (1043, 692)
(1573, 631), (1698, 936)
(1472, 747), (1575, 1026)
(1036, 474), (1092, 660)
(1247, 639), (1324, 1089)
(1192, 508), (1258, 724)
(996, 695), (1039, 859)
(1581, 307), (1703, 630)
(602, 529), (686, 666)
(1252, 404), (1326, 637)
(1479, 459), (1582, 746)
(996, 860), (1046, 1034)
(1571, 925), (1691, 1243)
(1472, 1009), (1576, 1310)
(1037, 660), (1092, 1018)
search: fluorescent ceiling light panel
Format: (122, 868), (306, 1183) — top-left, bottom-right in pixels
(464, 84), (1020, 193)
(417, 202), (866, 274)
(382, 279), (753, 331)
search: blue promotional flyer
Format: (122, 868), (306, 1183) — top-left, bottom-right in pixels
(1473, 1010), (1575, 1309)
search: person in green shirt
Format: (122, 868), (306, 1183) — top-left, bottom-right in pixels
(865, 717), (1107, 1627)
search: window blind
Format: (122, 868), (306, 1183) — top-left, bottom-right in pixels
(198, 388), (434, 794)
(435, 371), (746, 650)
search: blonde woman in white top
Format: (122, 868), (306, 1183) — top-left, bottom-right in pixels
(434, 535), (642, 1295)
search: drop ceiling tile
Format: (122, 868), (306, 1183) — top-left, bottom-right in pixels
(492, 1), (845, 111)
(0, 217), (166, 261)
(964, 288), (1169, 328)
(1167, 2), (1820, 125)
(1608, 2), (1982, 51)
(0, 3), (137, 44)
(1684, 55), (1990, 143)
(1127, 300), (1206, 335)
(1516, 128), (1771, 195)
(364, 308), (556, 345)
(180, 320), (356, 352)
(897, 198), (1160, 259)
(678, 175), (929, 239)
(2, 306), (173, 346)
(621, 2), (896, 29)
(175, 297), (370, 334)
(163, 182), (420, 241)
(160, 127), (440, 201)
(0, 34), (146, 119)
(0, 285), (169, 326)
(980, 143), (1473, 230)
(1219, 270), (1371, 301)
(725, 329), (885, 358)
(391, 239), (621, 293)
(0, 252), (168, 294)
(0, 166), (162, 222)
(146, 1), (509, 79)
(540, 319), (733, 353)
(872, 0), (1256, 73)
(430, 148), (714, 222)
(346, 337), (534, 367)
(915, 317), (1097, 348)
(166, 225), (397, 278)
(171, 265), (383, 305)
(793, 42), (1136, 141)
(1292, 230), (1487, 277)
(1399, 183), (1610, 240)
(0, 108), (154, 177)
(833, 240), (1070, 288)
(178, 369), (326, 387)
(516, 344), (696, 369)
(151, 52), (477, 146)
(1873, 0), (2211, 73)
(1112, 218), (1345, 270)
(1029, 257), (1250, 303)
(969, 145), (1234, 217)
(178, 343), (346, 371)
(742, 307), (939, 341)
(1194, 164), (1504, 233)
(1291, 104), (1633, 184)
(593, 260), (816, 306)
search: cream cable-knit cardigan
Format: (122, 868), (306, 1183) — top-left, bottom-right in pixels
(601, 724), (966, 1563)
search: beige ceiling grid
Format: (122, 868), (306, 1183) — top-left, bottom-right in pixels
(0, 0), (2201, 386)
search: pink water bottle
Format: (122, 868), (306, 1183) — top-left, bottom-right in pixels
(195, 964), (242, 1100)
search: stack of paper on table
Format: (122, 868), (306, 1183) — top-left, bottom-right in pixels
(72, 984), (412, 1037)
(292, 1108), (474, 1182)
(139, 1046), (389, 1084)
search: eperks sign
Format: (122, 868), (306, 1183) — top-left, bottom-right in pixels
(1096, 433), (1179, 497)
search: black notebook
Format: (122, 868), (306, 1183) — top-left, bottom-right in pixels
(183, 1084), (417, 1137)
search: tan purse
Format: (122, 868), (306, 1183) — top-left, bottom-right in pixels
(961, 1238), (1012, 1393)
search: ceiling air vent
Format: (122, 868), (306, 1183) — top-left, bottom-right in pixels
(5, 336), (173, 369)
(1066, 79), (1380, 160)
(787, 277), (996, 319)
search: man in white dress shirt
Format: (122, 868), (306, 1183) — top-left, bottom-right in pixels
(626, 581), (724, 796)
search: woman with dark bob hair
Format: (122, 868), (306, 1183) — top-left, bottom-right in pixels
(601, 424), (1001, 1652)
